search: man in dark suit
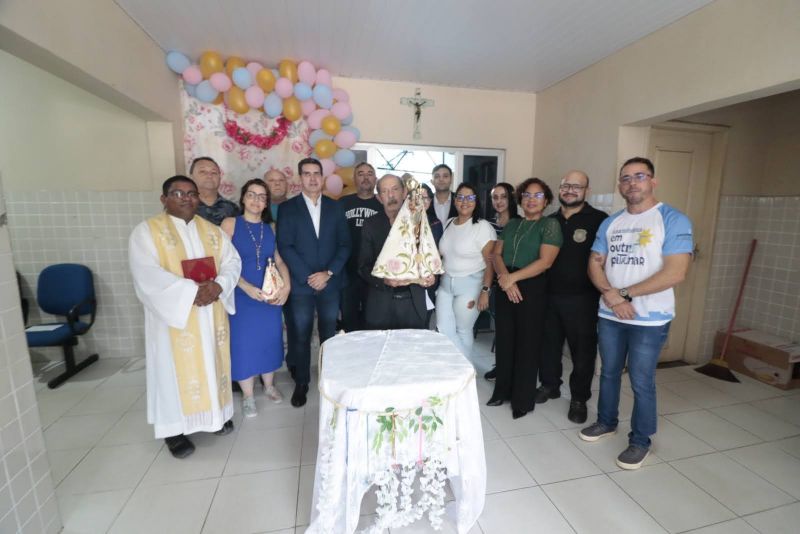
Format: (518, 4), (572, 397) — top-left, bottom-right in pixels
(359, 174), (434, 330)
(277, 158), (351, 407)
(431, 163), (458, 224)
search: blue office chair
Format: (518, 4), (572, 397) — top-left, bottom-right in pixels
(25, 264), (99, 388)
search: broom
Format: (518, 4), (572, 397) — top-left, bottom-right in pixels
(695, 238), (758, 382)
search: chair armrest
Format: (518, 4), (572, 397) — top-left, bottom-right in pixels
(67, 297), (96, 335)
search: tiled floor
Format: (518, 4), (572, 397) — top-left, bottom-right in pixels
(31, 336), (800, 534)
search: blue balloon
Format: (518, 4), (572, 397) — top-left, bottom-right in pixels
(264, 92), (283, 118)
(184, 83), (197, 98)
(341, 126), (361, 142)
(308, 129), (332, 148)
(232, 67), (252, 89)
(313, 84), (333, 109)
(166, 51), (191, 74)
(341, 113), (354, 126)
(195, 81), (219, 103)
(333, 149), (356, 168)
(294, 82), (313, 101)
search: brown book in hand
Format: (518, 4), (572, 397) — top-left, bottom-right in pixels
(181, 256), (217, 283)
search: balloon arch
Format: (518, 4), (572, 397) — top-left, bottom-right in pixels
(166, 50), (361, 197)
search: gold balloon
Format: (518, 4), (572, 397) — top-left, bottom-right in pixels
(278, 59), (298, 83)
(340, 185), (357, 197)
(199, 51), (224, 78)
(225, 56), (246, 77)
(283, 96), (302, 121)
(315, 139), (337, 159)
(227, 86), (249, 114)
(321, 115), (341, 136)
(338, 167), (354, 187)
(213, 92), (225, 105)
(256, 69), (276, 92)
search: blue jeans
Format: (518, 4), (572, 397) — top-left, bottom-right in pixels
(288, 290), (340, 386)
(435, 272), (484, 358)
(597, 318), (671, 448)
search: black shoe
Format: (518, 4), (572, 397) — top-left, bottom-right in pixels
(164, 434), (195, 458)
(484, 367), (496, 382)
(512, 408), (529, 419)
(214, 420), (234, 436)
(568, 400), (588, 424)
(534, 386), (561, 404)
(486, 395), (503, 407)
(291, 384), (309, 407)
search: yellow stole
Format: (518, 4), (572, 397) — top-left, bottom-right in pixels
(146, 213), (232, 416)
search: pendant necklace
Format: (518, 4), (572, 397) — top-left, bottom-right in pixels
(244, 219), (265, 270)
(510, 217), (540, 267)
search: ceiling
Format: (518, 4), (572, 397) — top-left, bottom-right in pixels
(116, 0), (714, 92)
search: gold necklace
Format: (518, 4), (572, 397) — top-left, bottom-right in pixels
(510, 217), (541, 267)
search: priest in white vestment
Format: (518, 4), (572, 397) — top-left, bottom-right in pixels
(129, 176), (242, 458)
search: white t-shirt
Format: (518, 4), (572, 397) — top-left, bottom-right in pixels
(591, 202), (693, 326)
(439, 218), (497, 277)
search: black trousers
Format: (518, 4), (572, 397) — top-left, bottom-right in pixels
(364, 288), (427, 330)
(492, 273), (547, 412)
(540, 292), (599, 402)
(341, 278), (368, 332)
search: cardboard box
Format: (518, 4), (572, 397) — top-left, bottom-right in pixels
(713, 329), (800, 390)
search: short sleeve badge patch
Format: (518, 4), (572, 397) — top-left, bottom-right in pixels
(573, 228), (587, 243)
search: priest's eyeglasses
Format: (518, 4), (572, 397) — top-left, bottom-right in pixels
(455, 194), (477, 203)
(167, 190), (199, 199)
(618, 172), (652, 185)
(559, 183), (586, 192)
(245, 191), (268, 202)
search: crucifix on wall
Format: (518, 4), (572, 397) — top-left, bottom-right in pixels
(400, 88), (434, 140)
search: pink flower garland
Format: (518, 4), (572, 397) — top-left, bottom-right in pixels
(224, 114), (290, 150)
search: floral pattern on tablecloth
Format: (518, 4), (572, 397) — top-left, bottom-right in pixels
(181, 88), (312, 200)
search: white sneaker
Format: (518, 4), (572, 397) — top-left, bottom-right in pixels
(265, 385), (283, 404)
(242, 396), (257, 418)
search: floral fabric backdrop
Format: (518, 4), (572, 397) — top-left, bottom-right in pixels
(181, 90), (312, 200)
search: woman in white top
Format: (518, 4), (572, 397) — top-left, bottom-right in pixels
(436, 183), (497, 359)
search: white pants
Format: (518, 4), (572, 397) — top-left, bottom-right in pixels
(436, 272), (484, 359)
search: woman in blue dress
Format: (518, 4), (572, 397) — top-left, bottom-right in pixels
(222, 178), (290, 418)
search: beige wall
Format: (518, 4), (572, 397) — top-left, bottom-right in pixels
(682, 90), (800, 196)
(0, 0), (183, 171)
(335, 77), (536, 182)
(533, 0), (800, 194)
(0, 50), (173, 192)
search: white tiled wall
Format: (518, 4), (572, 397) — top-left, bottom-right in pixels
(0, 182), (61, 533)
(5, 191), (159, 360)
(701, 195), (800, 358)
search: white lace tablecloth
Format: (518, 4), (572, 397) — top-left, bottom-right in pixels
(305, 330), (486, 534)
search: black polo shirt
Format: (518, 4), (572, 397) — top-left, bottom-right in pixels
(547, 202), (608, 295)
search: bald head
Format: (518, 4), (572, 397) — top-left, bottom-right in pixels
(264, 169), (288, 203)
(558, 170), (590, 209)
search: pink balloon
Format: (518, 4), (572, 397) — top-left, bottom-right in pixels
(182, 65), (202, 85)
(307, 109), (331, 130)
(331, 102), (352, 120)
(297, 61), (316, 85)
(316, 68), (332, 87)
(245, 86), (265, 108)
(332, 88), (350, 103)
(334, 130), (357, 149)
(301, 99), (317, 117)
(275, 77), (294, 98)
(209, 72), (232, 92)
(325, 174), (343, 196)
(320, 158), (336, 177)
(246, 62), (263, 79)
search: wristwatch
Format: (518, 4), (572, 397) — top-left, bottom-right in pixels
(481, 285), (491, 294)
(618, 287), (633, 302)
(326, 270), (333, 277)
